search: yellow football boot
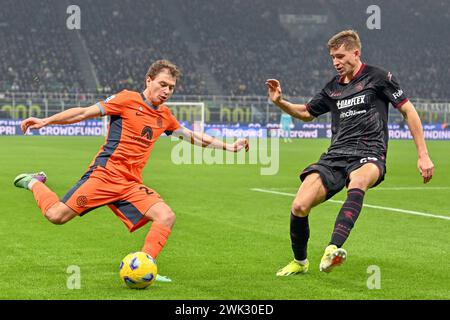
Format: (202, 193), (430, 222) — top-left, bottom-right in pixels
(276, 259), (309, 276)
(319, 245), (347, 273)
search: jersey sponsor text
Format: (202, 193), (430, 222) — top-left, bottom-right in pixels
(336, 95), (366, 109)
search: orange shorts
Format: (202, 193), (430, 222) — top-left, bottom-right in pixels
(62, 166), (164, 232)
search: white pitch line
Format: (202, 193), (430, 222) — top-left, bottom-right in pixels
(376, 187), (450, 190)
(264, 187), (450, 191)
(250, 188), (450, 221)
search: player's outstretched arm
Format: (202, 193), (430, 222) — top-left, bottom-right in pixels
(172, 127), (249, 152)
(21, 104), (102, 133)
(398, 101), (435, 183)
(265, 79), (314, 122)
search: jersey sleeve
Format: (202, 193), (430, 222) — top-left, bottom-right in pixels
(164, 109), (181, 136)
(96, 91), (128, 116)
(380, 71), (409, 108)
(305, 90), (331, 117)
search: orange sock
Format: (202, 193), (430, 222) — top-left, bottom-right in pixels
(141, 222), (172, 259)
(31, 182), (60, 215)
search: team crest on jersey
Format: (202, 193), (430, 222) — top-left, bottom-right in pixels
(356, 83), (364, 91)
(76, 195), (88, 207)
(157, 117), (163, 128)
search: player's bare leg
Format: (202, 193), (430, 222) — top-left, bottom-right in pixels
(142, 202), (176, 282)
(347, 163), (380, 191)
(14, 172), (78, 224)
(44, 202), (78, 225)
(320, 163), (380, 273)
(291, 172), (327, 217)
(277, 173), (327, 276)
(143, 202), (176, 229)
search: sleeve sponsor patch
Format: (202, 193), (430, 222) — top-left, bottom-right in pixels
(104, 95), (116, 103)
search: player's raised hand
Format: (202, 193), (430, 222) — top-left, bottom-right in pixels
(265, 79), (282, 104)
(418, 155), (434, 184)
(21, 117), (46, 133)
(230, 138), (249, 152)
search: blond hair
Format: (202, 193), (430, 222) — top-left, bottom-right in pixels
(327, 30), (362, 51)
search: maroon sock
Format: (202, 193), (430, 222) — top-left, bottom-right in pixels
(330, 188), (365, 247)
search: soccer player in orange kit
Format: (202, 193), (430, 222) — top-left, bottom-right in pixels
(14, 60), (249, 281)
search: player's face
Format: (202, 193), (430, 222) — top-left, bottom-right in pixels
(146, 69), (177, 106)
(330, 45), (360, 77)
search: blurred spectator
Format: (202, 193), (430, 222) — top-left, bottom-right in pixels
(0, 1), (83, 92)
(0, 0), (449, 99)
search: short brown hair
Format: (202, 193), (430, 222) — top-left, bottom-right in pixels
(145, 59), (182, 81)
(327, 30), (362, 51)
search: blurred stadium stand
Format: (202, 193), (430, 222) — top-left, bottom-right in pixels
(0, 0), (449, 118)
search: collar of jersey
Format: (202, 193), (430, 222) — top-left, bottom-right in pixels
(140, 92), (159, 110)
(338, 63), (366, 85)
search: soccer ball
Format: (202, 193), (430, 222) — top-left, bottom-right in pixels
(119, 252), (158, 289)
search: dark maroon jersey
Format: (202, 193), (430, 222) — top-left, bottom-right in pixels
(306, 63), (408, 160)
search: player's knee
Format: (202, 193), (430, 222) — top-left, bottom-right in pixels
(145, 203), (176, 227)
(291, 200), (310, 217)
(157, 209), (176, 228)
(348, 177), (370, 191)
(44, 208), (66, 225)
(166, 210), (176, 226)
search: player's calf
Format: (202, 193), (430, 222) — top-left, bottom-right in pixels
(329, 188), (365, 247)
(142, 203), (176, 259)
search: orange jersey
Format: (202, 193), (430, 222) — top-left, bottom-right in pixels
(93, 90), (180, 182)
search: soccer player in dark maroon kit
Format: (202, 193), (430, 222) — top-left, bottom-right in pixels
(266, 30), (435, 275)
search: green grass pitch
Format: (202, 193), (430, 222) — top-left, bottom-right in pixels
(0, 136), (449, 299)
